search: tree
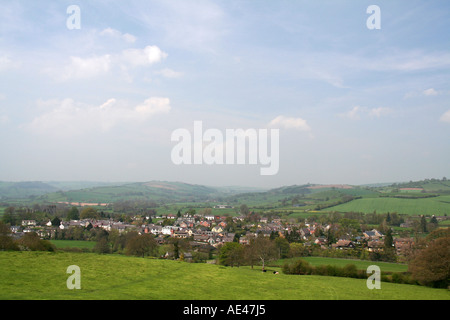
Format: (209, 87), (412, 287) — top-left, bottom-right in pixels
(80, 207), (99, 219)
(274, 237), (290, 259)
(0, 221), (18, 251)
(288, 242), (308, 258)
(17, 232), (55, 251)
(67, 206), (80, 220)
(125, 234), (158, 258)
(2, 207), (17, 225)
(251, 236), (277, 270)
(419, 215), (427, 233)
(384, 228), (393, 249)
(218, 242), (244, 267)
(51, 216), (61, 227)
(408, 235), (450, 288)
(94, 237), (111, 254)
(240, 204), (249, 217)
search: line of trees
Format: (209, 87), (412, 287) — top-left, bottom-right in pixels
(218, 235), (288, 269)
(0, 222), (55, 252)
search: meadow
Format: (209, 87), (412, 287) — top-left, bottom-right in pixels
(321, 195), (450, 215)
(50, 240), (97, 250)
(0, 251), (448, 300)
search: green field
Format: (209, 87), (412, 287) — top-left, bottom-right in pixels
(322, 195), (450, 215)
(50, 240), (97, 249)
(0, 252), (448, 300)
(271, 257), (408, 273)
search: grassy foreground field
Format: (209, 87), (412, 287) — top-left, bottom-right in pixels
(0, 252), (448, 300)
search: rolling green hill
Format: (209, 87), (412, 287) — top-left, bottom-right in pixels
(37, 181), (223, 204)
(1, 251), (448, 300)
(320, 195), (450, 215)
(2, 178), (450, 218)
(0, 181), (58, 200)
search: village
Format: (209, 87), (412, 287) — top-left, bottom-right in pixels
(12, 208), (422, 262)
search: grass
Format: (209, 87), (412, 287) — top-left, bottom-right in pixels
(322, 196), (450, 215)
(50, 240), (97, 249)
(0, 251), (448, 300)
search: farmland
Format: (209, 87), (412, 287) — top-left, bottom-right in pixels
(322, 195), (450, 215)
(0, 251), (448, 300)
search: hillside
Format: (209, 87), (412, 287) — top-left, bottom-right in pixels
(1, 251), (448, 300)
(2, 178), (450, 217)
(320, 179), (450, 215)
(0, 181), (58, 200)
(36, 181), (223, 204)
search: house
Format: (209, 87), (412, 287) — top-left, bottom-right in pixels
(222, 233), (235, 243)
(193, 234), (210, 242)
(10, 226), (21, 233)
(21, 220), (36, 227)
(394, 238), (414, 256)
(162, 226), (177, 235)
(199, 221), (211, 228)
(211, 225), (223, 233)
(367, 240), (384, 252)
(239, 236), (250, 245)
(332, 240), (355, 250)
(148, 224), (163, 235)
(363, 229), (383, 239)
(173, 230), (189, 238)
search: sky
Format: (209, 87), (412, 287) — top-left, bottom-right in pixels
(0, 0), (449, 188)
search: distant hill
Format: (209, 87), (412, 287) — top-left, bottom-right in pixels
(2, 178), (449, 212)
(0, 181), (58, 200)
(36, 181), (240, 204)
(389, 179), (450, 193)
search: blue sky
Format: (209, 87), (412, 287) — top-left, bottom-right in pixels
(0, 0), (449, 188)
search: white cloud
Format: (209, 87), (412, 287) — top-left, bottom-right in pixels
(340, 106), (392, 120)
(268, 115), (311, 131)
(46, 45), (167, 81)
(135, 97), (172, 115)
(25, 97), (172, 136)
(369, 107), (393, 118)
(121, 46), (168, 68)
(54, 55), (112, 80)
(440, 110), (450, 124)
(423, 88), (438, 96)
(155, 68), (183, 78)
(99, 28), (137, 43)
(340, 106), (362, 120)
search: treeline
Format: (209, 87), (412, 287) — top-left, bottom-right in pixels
(217, 229), (449, 288)
(0, 222), (55, 252)
(1, 205), (155, 226)
(281, 259), (415, 286)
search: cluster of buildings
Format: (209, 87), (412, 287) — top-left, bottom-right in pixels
(12, 213), (416, 258)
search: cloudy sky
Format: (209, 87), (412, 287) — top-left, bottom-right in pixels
(0, 0), (449, 188)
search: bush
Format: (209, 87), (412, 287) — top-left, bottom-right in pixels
(341, 264), (358, 278)
(282, 259), (312, 275)
(283, 260), (364, 280)
(17, 232), (56, 252)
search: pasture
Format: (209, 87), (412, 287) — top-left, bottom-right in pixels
(0, 251), (448, 300)
(321, 195), (450, 215)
